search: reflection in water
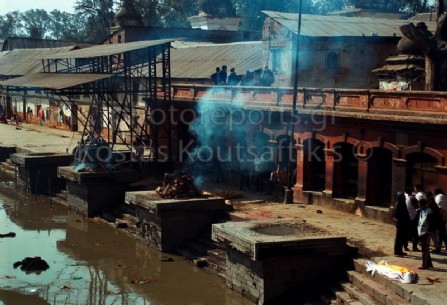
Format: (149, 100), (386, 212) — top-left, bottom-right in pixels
(0, 173), (252, 305)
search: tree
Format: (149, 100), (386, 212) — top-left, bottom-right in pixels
(20, 9), (52, 39)
(134, 0), (162, 27)
(49, 10), (88, 41)
(312, 0), (344, 14)
(0, 12), (23, 39)
(158, 0), (199, 28)
(75, 0), (118, 42)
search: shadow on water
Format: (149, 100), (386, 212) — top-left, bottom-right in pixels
(0, 172), (252, 305)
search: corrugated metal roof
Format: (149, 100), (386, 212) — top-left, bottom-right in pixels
(166, 41), (264, 79)
(44, 39), (175, 59)
(409, 13), (437, 22)
(263, 11), (437, 37)
(0, 73), (114, 90)
(1, 36), (93, 51)
(0, 46), (77, 76)
(372, 64), (424, 73)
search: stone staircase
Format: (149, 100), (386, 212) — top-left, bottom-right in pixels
(175, 229), (227, 278)
(335, 258), (411, 305)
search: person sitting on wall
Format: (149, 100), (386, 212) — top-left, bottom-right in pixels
(227, 67), (239, 85)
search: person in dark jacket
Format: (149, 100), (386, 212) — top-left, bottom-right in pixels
(394, 192), (411, 256)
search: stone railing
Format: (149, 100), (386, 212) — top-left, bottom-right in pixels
(164, 84), (447, 124)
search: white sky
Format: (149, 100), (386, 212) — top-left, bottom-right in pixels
(0, 0), (440, 16)
(0, 0), (76, 15)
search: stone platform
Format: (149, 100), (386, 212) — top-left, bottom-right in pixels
(58, 165), (139, 217)
(0, 145), (16, 162)
(212, 219), (350, 305)
(11, 152), (73, 194)
(125, 190), (231, 252)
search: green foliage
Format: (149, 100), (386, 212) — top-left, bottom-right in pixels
(49, 10), (88, 41)
(0, 12), (23, 38)
(21, 9), (51, 39)
(74, 0), (118, 42)
(134, 0), (162, 26)
(157, 0), (199, 28)
(0, 0), (440, 41)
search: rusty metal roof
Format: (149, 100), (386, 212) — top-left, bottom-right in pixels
(43, 39), (175, 59)
(1, 36), (93, 51)
(0, 46), (77, 76)
(372, 64), (424, 73)
(0, 73), (114, 90)
(263, 11), (437, 37)
(409, 13), (437, 22)
(165, 41), (264, 79)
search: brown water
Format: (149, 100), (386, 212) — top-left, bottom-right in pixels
(0, 175), (252, 305)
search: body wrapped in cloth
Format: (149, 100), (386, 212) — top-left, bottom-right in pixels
(366, 260), (418, 284)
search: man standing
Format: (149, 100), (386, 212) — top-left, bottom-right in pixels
(435, 188), (447, 250)
(394, 193), (411, 256)
(211, 67), (220, 85)
(417, 199), (434, 269)
(404, 187), (420, 251)
(218, 65), (228, 85)
(260, 65), (275, 86)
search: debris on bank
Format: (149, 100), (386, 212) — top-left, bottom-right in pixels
(13, 257), (49, 273)
(0, 232), (16, 238)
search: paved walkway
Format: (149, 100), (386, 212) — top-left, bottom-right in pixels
(0, 122), (81, 153)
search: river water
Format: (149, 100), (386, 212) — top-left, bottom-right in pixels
(0, 173), (252, 305)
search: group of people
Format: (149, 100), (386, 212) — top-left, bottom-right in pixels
(211, 65), (275, 87)
(393, 184), (447, 270)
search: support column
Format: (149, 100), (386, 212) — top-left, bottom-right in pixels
(392, 158), (407, 204)
(355, 155), (368, 216)
(292, 144), (306, 203)
(323, 149), (334, 197)
(356, 155), (368, 203)
(294, 144), (304, 191)
(435, 166), (447, 189)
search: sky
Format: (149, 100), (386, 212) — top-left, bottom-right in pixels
(0, 0), (76, 15)
(0, 0), (439, 16)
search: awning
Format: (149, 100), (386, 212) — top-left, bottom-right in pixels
(43, 39), (176, 59)
(0, 73), (114, 90)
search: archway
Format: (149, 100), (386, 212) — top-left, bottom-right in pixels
(333, 142), (358, 199)
(303, 138), (325, 191)
(252, 131), (270, 154)
(406, 152), (439, 192)
(366, 147), (392, 206)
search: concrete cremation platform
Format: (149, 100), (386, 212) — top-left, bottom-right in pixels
(125, 190), (231, 252)
(11, 152), (73, 194)
(0, 145), (16, 162)
(212, 219), (350, 305)
(58, 165), (139, 217)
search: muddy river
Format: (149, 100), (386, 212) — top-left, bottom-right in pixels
(0, 174), (252, 305)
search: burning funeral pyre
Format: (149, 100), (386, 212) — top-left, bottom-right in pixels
(156, 172), (202, 199)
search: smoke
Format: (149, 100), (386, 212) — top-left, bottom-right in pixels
(184, 88), (249, 187)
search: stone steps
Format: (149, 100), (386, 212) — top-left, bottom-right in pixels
(335, 259), (411, 305)
(174, 228), (227, 278)
(55, 190), (68, 201)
